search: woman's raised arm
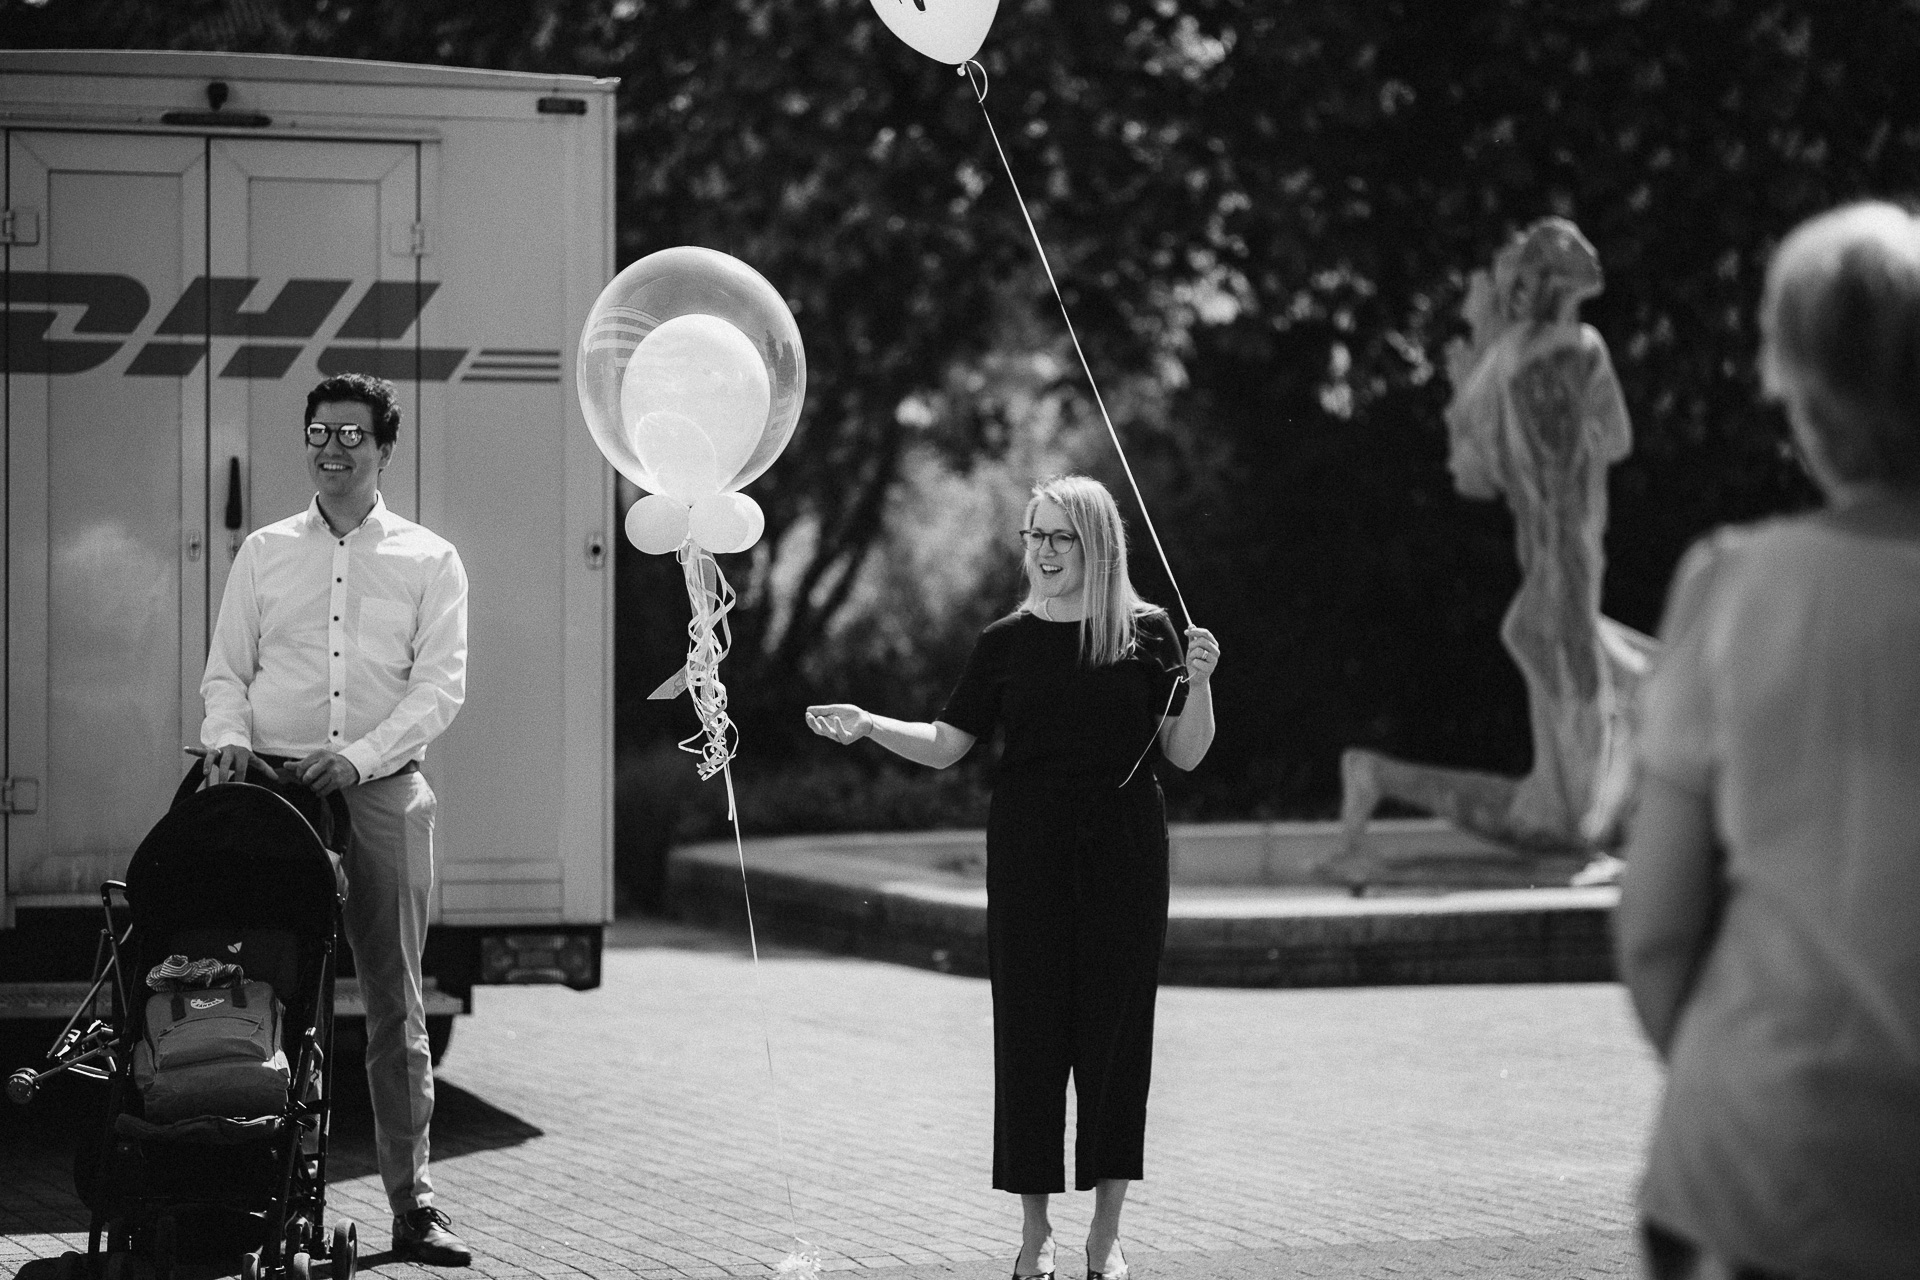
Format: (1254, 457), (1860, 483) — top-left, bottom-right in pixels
(1158, 625), (1219, 771)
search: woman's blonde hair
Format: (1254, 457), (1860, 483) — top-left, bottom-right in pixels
(1760, 200), (1920, 490)
(1021, 474), (1163, 666)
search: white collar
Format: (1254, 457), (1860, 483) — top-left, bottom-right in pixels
(307, 492), (388, 539)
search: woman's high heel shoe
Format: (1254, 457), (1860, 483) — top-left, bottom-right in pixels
(1011, 1251), (1055, 1280)
(1086, 1244), (1129, 1280)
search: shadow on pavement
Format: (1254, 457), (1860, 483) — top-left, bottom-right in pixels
(1, 1023), (540, 1255)
(323, 1075), (545, 1183)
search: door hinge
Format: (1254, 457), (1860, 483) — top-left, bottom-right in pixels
(2, 778), (41, 814)
(389, 222), (429, 258)
(1, 207), (41, 245)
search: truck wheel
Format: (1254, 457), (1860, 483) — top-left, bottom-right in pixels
(427, 1016), (453, 1065)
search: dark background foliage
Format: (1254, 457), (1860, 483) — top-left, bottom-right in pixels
(9, 0), (1913, 909)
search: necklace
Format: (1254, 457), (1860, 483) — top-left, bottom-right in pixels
(1037, 597), (1053, 622)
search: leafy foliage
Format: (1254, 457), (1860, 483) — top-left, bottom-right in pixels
(9, 0), (1915, 895)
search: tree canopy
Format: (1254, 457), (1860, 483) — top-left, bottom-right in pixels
(8, 0), (1915, 885)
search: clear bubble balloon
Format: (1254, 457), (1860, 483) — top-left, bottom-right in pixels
(579, 246), (805, 497)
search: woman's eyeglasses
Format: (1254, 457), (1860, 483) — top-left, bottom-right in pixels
(305, 422), (369, 448)
(1019, 528), (1079, 554)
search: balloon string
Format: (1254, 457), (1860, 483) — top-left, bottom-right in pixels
(724, 761), (817, 1273)
(681, 548), (818, 1272)
(963, 58), (1192, 631)
(1118, 672), (1188, 791)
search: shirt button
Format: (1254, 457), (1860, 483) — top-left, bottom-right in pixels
(336, 577), (342, 583)
(332, 691), (340, 698)
(333, 616), (339, 622)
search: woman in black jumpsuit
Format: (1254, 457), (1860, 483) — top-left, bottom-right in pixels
(806, 475), (1219, 1280)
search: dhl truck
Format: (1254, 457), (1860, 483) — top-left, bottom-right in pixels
(0, 50), (619, 1060)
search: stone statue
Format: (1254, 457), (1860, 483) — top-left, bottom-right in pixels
(1333, 217), (1655, 885)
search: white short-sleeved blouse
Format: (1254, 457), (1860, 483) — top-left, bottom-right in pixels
(1634, 515), (1920, 1279)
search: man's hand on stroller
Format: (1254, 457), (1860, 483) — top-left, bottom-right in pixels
(204, 743), (266, 787)
(291, 748), (360, 797)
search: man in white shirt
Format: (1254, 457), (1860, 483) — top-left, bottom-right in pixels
(201, 373), (472, 1266)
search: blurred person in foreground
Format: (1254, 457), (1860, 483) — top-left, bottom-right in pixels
(805, 474), (1218, 1280)
(1616, 200), (1920, 1280)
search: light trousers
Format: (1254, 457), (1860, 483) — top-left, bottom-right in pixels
(339, 768), (437, 1215)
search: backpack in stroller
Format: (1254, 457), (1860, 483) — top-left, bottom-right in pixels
(10, 760), (360, 1280)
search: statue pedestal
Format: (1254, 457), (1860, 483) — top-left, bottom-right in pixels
(1166, 817), (1587, 890)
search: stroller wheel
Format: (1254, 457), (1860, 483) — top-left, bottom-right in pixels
(241, 1249), (263, 1280)
(330, 1220), (358, 1280)
(290, 1251), (312, 1280)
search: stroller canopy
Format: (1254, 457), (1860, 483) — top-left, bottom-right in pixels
(125, 782), (340, 938)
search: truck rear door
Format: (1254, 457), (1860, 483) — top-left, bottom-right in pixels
(4, 128), (430, 918)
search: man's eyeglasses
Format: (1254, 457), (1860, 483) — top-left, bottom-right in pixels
(305, 422), (370, 449)
(1019, 528), (1080, 554)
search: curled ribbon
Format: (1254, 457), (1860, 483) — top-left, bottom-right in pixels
(676, 544), (741, 785)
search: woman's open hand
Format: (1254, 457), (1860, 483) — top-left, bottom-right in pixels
(1184, 626), (1221, 686)
(805, 703), (873, 746)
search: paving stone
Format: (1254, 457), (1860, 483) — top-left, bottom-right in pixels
(4, 916), (1660, 1279)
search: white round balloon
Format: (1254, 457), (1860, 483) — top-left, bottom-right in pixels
(868, 0), (1000, 64)
(689, 492), (766, 555)
(624, 493), (692, 555)
(620, 313), (770, 498)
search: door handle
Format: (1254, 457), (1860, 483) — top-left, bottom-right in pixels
(224, 457), (243, 555)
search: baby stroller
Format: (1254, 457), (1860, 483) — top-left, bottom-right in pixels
(8, 759), (359, 1279)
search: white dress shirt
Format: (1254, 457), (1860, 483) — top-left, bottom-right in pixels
(201, 494), (468, 783)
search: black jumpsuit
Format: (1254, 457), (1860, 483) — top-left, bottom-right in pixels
(940, 608), (1188, 1193)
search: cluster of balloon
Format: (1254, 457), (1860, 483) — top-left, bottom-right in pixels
(578, 245), (805, 779)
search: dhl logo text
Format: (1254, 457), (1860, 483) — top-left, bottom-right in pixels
(2, 272), (558, 384)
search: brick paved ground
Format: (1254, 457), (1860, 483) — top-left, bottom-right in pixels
(4, 917), (1663, 1279)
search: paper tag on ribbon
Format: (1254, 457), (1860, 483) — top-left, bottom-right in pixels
(648, 664), (690, 701)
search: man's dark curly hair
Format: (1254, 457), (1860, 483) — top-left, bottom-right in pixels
(305, 373), (402, 448)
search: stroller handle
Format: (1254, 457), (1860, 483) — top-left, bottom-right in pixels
(171, 754), (352, 853)
(174, 750), (287, 806)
